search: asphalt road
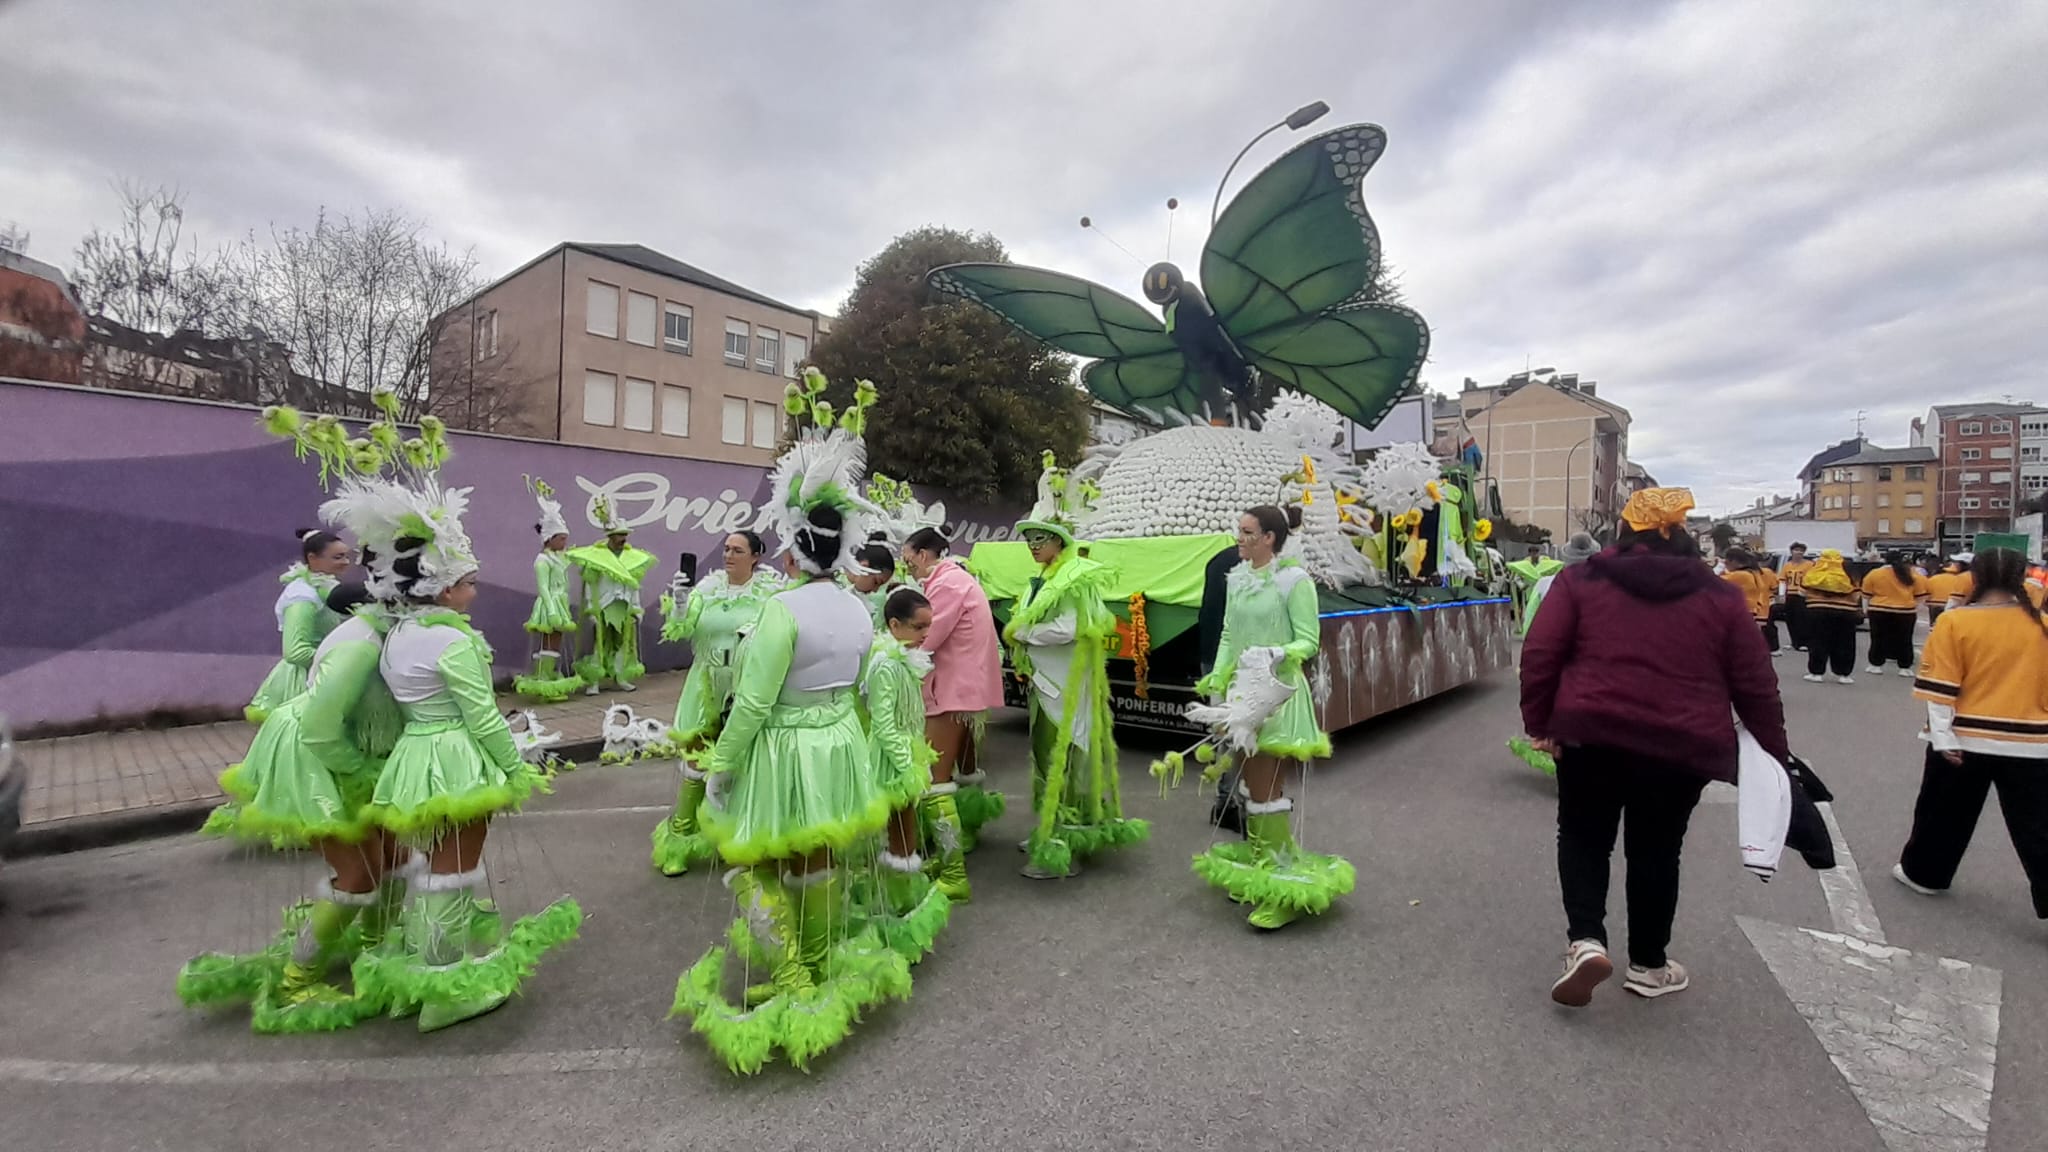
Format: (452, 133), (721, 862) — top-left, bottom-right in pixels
(1, 658), (2042, 1152)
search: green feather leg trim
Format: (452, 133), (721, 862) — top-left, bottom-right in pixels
(620, 660), (647, 684)
(573, 655), (604, 684)
(700, 795), (896, 868)
(358, 767), (549, 841)
(249, 980), (375, 1035)
(513, 672), (585, 702)
(350, 897), (581, 1012)
(671, 929), (912, 1075)
(671, 947), (787, 1076)
(1190, 842), (1355, 915)
(953, 786), (1006, 833)
(650, 820), (717, 873)
(873, 884), (952, 962)
(1507, 737), (1557, 777)
(1026, 834), (1074, 877)
(177, 948), (285, 1007)
(725, 916), (771, 967)
(1055, 816), (1151, 856)
(1259, 735), (1334, 761)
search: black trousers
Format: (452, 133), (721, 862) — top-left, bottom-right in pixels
(1556, 744), (1710, 968)
(1784, 595), (1810, 650)
(1899, 747), (2048, 917)
(1927, 604), (1946, 630)
(1806, 609), (1859, 676)
(1867, 611), (1917, 669)
(1758, 619), (1780, 652)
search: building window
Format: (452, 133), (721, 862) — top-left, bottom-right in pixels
(1991, 470), (2013, 484)
(1877, 493), (1891, 507)
(1991, 421), (2012, 434)
(582, 370), (617, 426)
(2024, 419), (2048, 438)
(660, 385), (690, 437)
(1960, 422), (1983, 436)
(1877, 466), (1893, 481)
(473, 309), (498, 359)
(586, 281), (619, 338)
(1905, 492), (1925, 507)
(1992, 497), (2012, 510)
(755, 327), (780, 374)
(664, 304), (693, 353)
(2024, 446), (2044, 462)
(2026, 474), (2048, 493)
(1960, 497), (1981, 510)
(1962, 471), (1982, 483)
(721, 396), (747, 444)
(622, 377), (655, 432)
(1961, 448), (1982, 461)
(723, 319), (749, 365)
(1850, 495), (1862, 509)
(626, 292), (657, 347)
(1905, 465), (1925, 480)
(752, 401), (778, 448)
(1905, 519), (1924, 534)
(1877, 518), (1891, 535)
(1991, 446), (2013, 460)
(784, 333), (807, 378)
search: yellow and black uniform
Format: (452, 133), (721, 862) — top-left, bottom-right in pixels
(1780, 557), (1815, 650)
(1722, 567), (1779, 652)
(1861, 566), (1929, 672)
(1799, 553), (1862, 678)
(1897, 603), (2048, 917)
(1926, 569), (1972, 627)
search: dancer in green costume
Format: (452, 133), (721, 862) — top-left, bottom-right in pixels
(1190, 505), (1354, 930)
(181, 582), (412, 1033)
(567, 498), (656, 694)
(513, 476), (583, 702)
(245, 529), (352, 723)
(858, 586), (953, 960)
(650, 529), (783, 876)
(1507, 546), (1565, 635)
(1004, 452), (1149, 880)
(671, 368), (910, 1075)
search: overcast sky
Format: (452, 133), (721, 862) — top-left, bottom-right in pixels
(4, 0), (2043, 514)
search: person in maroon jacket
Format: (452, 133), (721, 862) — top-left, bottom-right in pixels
(1521, 488), (1791, 1008)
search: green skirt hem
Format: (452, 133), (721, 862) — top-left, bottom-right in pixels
(1191, 842), (1355, 914)
(701, 794), (897, 868)
(359, 770), (544, 840)
(202, 763), (377, 848)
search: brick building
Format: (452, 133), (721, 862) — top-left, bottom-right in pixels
(1920, 402), (2046, 552)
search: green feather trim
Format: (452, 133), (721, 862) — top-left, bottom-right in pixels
(349, 897), (581, 1012)
(650, 821), (717, 873)
(358, 766), (548, 840)
(512, 671), (585, 702)
(724, 916), (771, 968)
(700, 794), (896, 867)
(1190, 842), (1355, 915)
(1507, 737), (1557, 777)
(200, 764), (376, 848)
(1054, 816), (1151, 856)
(619, 660), (647, 684)
(249, 980), (374, 1034)
(1260, 735), (1334, 760)
(953, 785), (1006, 833)
(671, 947), (786, 1076)
(177, 948), (285, 1008)
(872, 884), (952, 962)
(573, 655), (604, 684)
(671, 929), (913, 1075)
(1026, 835), (1075, 877)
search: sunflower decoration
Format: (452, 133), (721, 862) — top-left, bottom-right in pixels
(1473, 518), (1494, 543)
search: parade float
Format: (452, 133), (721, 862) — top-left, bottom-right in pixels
(928, 109), (1513, 736)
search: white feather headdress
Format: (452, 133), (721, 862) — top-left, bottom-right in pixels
(527, 475), (568, 540)
(752, 368), (883, 576)
(320, 475), (478, 601)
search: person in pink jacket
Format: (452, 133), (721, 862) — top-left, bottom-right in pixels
(904, 527), (1005, 900)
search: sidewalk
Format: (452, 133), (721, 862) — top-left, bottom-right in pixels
(7, 671), (685, 859)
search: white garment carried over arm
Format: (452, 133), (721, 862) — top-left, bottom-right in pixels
(1737, 728), (1792, 882)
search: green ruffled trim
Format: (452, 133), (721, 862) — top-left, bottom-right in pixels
(1259, 734), (1333, 761)
(954, 784), (1006, 833)
(699, 793), (896, 868)
(650, 819), (717, 873)
(250, 980), (375, 1034)
(178, 947), (285, 1008)
(1191, 842), (1355, 915)
(199, 763), (377, 849)
(350, 898), (581, 1012)
(1025, 817), (1150, 876)
(871, 884), (952, 962)
(670, 928), (913, 1075)
(513, 671), (585, 702)
(1507, 737), (1557, 777)
(359, 764), (549, 840)
(875, 742), (935, 810)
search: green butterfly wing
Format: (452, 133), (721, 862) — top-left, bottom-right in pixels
(926, 263), (1177, 361)
(1201, 123), (1429, 428)
(1236, 303), (1430, 432)
(1083, 351), (1204, 418)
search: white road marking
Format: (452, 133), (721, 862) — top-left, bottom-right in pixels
(1815, 803), (1887, 944)
(0, 1047), (671, 1086)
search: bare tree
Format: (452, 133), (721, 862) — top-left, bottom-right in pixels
(1574, 507), (1618, 545)
(70, 181), (242, 337)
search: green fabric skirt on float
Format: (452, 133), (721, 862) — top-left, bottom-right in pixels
(245, 660), (309, 724)
(364, 719), (545, 841)
(205, 698), (379, 847)
(699, 696), (893, 866)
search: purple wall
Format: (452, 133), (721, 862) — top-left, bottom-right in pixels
(0, 380), (1018, 732)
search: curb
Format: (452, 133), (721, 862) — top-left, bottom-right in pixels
(6, 738), (608, 861)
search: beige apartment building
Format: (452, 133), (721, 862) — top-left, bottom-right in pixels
(1812, 444), (1937, 552)
(431, 243), (829, 465)
(1446, 372), (1632, 542)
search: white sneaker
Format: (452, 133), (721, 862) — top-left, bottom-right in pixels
(1803, 673), (1825, 682)
(1891, 862), (1944, 897)
(1550, 939), (1613, 1007)
(619, 681), (638, 692)
(1020, 858), (1080, 880)
(583, 683), (601, 697)
(1898, 668), (1914, 678)
(1623, 960), (1690, 998)
(1836, 675), (1856, 684)
(1866, 666), (1884, 675)
(1771, 650), (1783, 658)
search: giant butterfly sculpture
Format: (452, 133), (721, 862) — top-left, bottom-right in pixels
(927, 122), (1429, 431)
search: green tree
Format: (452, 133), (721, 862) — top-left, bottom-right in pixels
(807, 226), (1087, 505)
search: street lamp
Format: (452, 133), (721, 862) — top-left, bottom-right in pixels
(1563, 433), (1595, 541)
(1212, 101), (1330, 226)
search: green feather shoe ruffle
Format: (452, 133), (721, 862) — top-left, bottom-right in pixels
(952, 775), (1005, 853)
(670, 928), (913, 1075)
(1191, 841), (1355, 917)
(350, 897), (582, 1019)
(513, 671), (585, 703)
(651, 820), (717, 876)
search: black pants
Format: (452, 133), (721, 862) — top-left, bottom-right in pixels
(1867, 611), (1916, 669)
(1806, 609), (1859, 676)
(1556, 744), (1710, 968)
(1758, 619), (1780, 652)
(1899, 747), (2048, 917)
(1784, 595), (1809, 650)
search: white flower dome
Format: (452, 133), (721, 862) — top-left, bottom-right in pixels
(1083, 425), (1301, 539)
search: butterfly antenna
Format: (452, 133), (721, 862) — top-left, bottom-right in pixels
(1164, 198), (1179, 261)
(1078, 216), (1145, 267)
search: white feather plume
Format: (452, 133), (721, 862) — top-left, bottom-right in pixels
(1185, 645), (1297, 754)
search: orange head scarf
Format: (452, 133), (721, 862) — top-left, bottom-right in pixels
(1620, 487), (1695, 536)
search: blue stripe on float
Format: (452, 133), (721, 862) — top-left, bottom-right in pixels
(1318, 597), (1513, 620)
